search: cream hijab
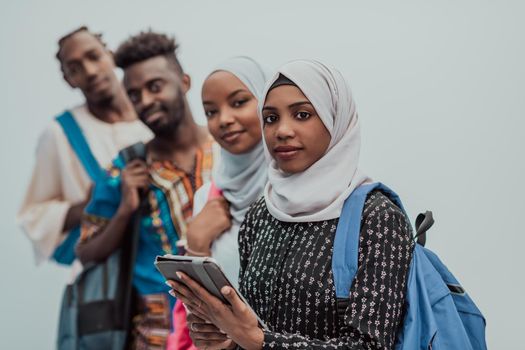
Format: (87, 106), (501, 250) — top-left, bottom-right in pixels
(207, 56), (269, 225)
(259, 59), (371, 222)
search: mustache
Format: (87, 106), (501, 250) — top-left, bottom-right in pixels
(140, 103), (168, 121)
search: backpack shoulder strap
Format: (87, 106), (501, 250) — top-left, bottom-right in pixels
(55, 110), (103, 182)
(332, 182), (405, 298)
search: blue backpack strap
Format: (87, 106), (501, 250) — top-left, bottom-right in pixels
(332, 182), (405, 298)
(55, 111), (104, 182)
(52, 111), (104, 265)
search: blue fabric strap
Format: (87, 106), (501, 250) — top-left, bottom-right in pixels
(55, 111), (104, 182)
(332, 182), (405, 298)
(52, 111), (104, 265)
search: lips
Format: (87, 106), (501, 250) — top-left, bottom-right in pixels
(221, 130), (245, 143)
(141, 105), (168, 125)
(273, 145), (303, 160)
(144, 111), (166, 125)
(88, 77), (108, 92)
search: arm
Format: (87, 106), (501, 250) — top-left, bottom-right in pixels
(261, 197), (415, 349)
(17, 124), (85, 263)
(237, 202), (258, 283)
(62, 201), (90, 232)
(186, 193), (232, 256)
(76, 160), (149, 264)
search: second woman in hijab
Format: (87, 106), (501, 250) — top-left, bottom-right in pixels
(168, 56), (269, 350)
(186, 56), (268, 283)
(170, 59), (414, 350)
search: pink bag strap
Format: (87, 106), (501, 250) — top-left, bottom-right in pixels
(207, 181), (223, 200)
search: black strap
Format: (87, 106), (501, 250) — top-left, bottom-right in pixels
(121, 198), (149, 337)
(414, 211), (434, 246)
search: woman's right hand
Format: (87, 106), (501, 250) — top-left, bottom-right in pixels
(186, 196), (232, 255)
(186, 311), (236, 350)
(118, 159), (149, 215)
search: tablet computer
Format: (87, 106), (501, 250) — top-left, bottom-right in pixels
(155, 254), (267, 330)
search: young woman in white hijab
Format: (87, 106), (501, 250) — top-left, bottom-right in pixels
(185, 55), (268, 283)
(168, 56), (269, 350)
(169, 60), (414, 350)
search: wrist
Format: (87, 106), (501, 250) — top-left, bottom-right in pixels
(244, 327), (264, 350)
(116, 205), (134, 218)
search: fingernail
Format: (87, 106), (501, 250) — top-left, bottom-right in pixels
(169, 290), (176, 297)
(176, 271), (183, 280)
(221, 286), (230, 295)
(165, 280), (173, 287)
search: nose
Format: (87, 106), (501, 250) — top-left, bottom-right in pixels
(218, 108), (235, 129)
(83, 60), (98, 79)
(141, 90), (156, 109)
(275, 117), (295, 140)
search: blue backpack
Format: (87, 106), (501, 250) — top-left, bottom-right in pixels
(52, 111), (105, 265)
(333, 183), (487, 350)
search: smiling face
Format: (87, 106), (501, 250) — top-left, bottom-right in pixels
(123, 55), (189, 137)
(202, 71), (262, 154)
(261, 84), (331, 174)
(59, 31), (118, 105)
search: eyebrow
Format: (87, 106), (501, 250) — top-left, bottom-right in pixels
(288, 101), (312, 109)
(64, 48), (100, 66)
(203, 89), (249, 105)
(262, 101), (312, 111)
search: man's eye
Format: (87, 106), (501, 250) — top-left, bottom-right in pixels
(296, 111), (311, 120)
(205, 110), (217, 118)
(263, 115), (278, 124)
(88, 52), (101, 61)
(128, 91), (140, 104)
(66, 65), (79, 76)
(149, 81), (162, 93)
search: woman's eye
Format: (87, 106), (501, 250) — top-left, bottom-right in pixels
(232, 99), (248, 108)
(296, 111), (311, 120)
(263, 115), (278, 124)
(205, 110), (217, 118)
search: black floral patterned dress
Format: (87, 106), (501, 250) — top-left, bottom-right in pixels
(238, 191), (415, 349)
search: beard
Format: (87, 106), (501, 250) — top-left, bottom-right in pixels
(141, 92), (186, 138)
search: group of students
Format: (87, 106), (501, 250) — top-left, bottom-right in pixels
(17, 27), (475, 350)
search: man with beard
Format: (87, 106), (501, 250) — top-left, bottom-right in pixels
(17, 27), (152, 273)
(76, 31), (228, 349)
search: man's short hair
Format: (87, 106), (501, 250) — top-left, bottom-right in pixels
(56, 26), (106, 64)
(114, 30), (184, 74)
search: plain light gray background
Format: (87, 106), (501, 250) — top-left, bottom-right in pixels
(1, 1), (523, 348)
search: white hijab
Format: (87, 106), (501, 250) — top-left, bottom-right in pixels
(259, 59), (371, 222)
(207, 56), (269, 225)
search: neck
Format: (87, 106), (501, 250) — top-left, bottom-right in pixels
(86, 88), (136, 123)
(149, 110), (204, 159)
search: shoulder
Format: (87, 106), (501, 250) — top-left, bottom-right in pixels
(361, 190), (414, 245)
(35, 113), (73, 153)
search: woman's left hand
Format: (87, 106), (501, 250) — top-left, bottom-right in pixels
(168, 273), (264, 350)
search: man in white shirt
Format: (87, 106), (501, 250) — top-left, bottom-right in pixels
(17, 27), (152, 272)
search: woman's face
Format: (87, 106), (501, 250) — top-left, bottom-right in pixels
(262, 85), (331, 174)
(202, 71), (262, 154)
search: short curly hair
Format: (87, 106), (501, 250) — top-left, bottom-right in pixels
(114, 30), (184, 74)
(56, 26), (106, 63)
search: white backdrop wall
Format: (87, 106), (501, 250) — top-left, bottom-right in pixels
(1, 1), (523, 348)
